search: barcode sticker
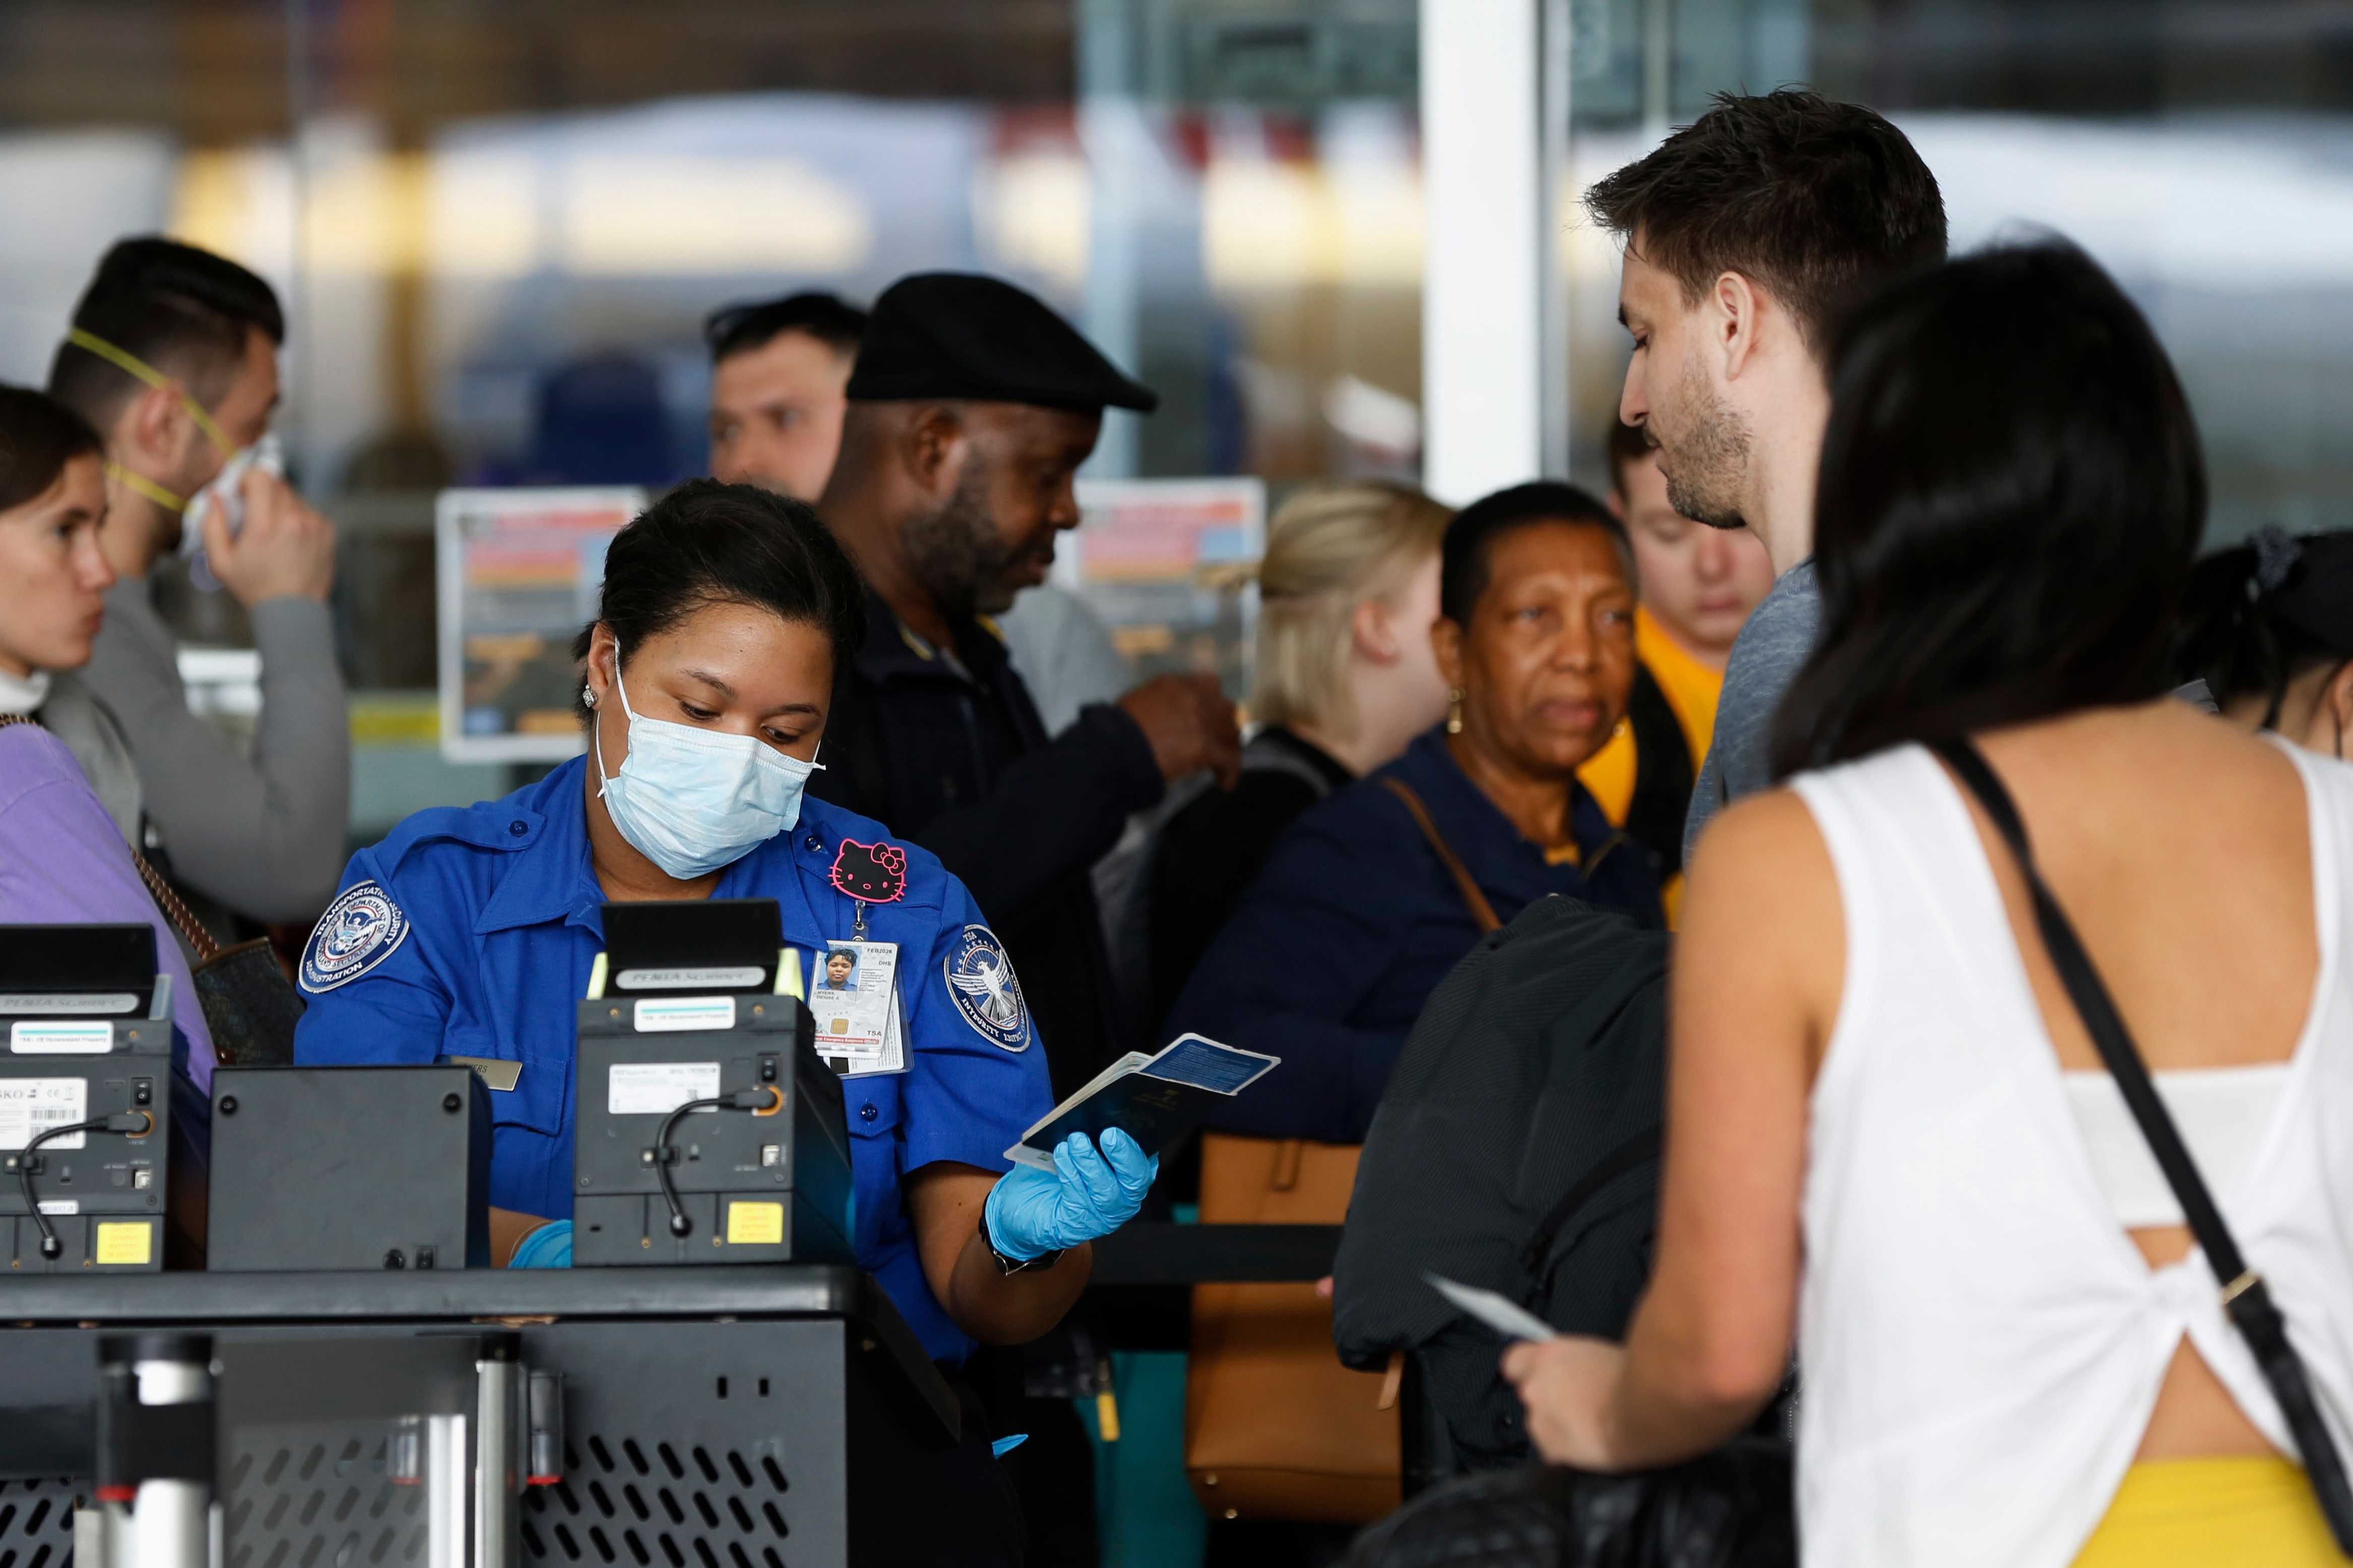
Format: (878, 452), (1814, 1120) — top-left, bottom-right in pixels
(607, 1062), (721, 1117)
(0, 1078), (86, 1151)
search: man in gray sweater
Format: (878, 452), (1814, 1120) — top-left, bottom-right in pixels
(1584, 92), (1947, 860)
(44, 238), (347, 930)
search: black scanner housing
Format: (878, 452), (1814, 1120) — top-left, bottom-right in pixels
(205, 1065), (492, 1270)
(572, 993), (854, 1266)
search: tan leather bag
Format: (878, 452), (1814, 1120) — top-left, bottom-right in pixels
(1183, 776), (1503, 1524)
(1184, 1133), (1402, 1524)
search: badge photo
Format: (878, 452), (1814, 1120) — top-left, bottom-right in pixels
(943, 925), (1028, 1051)
(300, 881), (411, 993)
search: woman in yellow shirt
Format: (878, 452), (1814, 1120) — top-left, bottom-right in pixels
(1577, 418), (1775, 920)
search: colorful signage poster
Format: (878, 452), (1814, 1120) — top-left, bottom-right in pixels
(437, 486), (646, 763)
(1056, 478), (1267, 700)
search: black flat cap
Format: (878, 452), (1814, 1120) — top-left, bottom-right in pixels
(845, 272), (1157, 414)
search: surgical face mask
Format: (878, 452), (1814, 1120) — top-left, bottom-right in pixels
(592, 661), (820, 881)
(182, 432), (284, 594)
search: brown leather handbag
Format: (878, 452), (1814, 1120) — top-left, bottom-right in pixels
(1186, 1133), (1402, 1524)
(1182, 776), (1500, 1525)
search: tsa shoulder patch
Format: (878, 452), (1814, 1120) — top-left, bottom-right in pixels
(942, 924), (1029, 1051)
(300, 881), (411, 994)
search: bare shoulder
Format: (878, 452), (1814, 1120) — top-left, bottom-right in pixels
(1685, 786), (1835, 905)
(1679, 785), (1846, 1068)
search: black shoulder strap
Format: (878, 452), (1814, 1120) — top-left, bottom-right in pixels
(1932, 736), (2353, 1552)
(1517, 1124), (1661, 1277)
(1623, 662), (1696, 878)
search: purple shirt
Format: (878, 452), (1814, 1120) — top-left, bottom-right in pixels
(0, 723), (215, 1087)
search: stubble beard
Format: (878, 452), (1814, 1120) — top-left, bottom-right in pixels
(1657, 354), (1754, 532)
(902, 465), (1019, 622)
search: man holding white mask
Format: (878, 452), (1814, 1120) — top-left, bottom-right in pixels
(44, 236), (349, 935)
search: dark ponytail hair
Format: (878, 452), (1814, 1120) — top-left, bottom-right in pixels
(1772, 241), (2204, 777)
(2175, 529), (2353, 727)
(0, 384), (102, 513)
(572, 480), (865, 708)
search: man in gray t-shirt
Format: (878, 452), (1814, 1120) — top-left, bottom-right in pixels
(1683, 559), (1819, 862)
(1582, 91), (1946, 859)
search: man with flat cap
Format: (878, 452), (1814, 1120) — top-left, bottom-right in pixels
(811, 272), (1241, 1108)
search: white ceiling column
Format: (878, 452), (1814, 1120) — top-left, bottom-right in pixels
(1419, 0), (1544, 505)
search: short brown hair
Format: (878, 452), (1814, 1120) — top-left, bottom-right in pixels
(48, 237), (284, 428)
(1584, 90), (1947, 355)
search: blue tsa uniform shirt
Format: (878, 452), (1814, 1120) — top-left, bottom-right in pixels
(292, 755), (1052, 1365)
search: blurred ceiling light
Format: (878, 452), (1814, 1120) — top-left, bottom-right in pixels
(175, 127), (410, 278)
(978, 152), (1089, 290)
(1204, 156), (1420, 289)
(1322, 372), (1420, 456)
(560, 155), (872, 275)
(171, 147), (274, 268)
(428, 150), (540, 278)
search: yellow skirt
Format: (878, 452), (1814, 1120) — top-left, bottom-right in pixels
(2073, 1457), (2348, 1566)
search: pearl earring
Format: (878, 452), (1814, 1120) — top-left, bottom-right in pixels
(1446, 688), (1464, 735)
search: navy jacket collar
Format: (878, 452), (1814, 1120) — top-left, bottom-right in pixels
(1381, 726), (1625, 895)
(854, 589), (1011, 688)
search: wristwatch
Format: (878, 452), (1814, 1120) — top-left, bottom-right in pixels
(981, 1212), (1063, 1276)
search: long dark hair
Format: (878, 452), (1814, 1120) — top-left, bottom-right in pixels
(1772, 241), (2205, 776)
(2172, 529), (2353, 728)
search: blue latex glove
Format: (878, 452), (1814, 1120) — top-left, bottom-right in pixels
(510, 1219), (573, 1269)
(983, 1129), (1158, 1261)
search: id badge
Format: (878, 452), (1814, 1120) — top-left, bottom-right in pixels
(841, 989), (908, 1079)
(813, 940), (897, 1059)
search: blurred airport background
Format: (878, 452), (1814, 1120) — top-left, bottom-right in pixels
(2, 0), (2348, 839)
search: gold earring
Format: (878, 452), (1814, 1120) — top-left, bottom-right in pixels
(1446, 688), (1464, 735)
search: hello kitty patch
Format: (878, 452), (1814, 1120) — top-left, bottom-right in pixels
(829, 839), (908, 905)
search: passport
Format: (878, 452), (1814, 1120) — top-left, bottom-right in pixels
(1004, 1033), (1280, 1172)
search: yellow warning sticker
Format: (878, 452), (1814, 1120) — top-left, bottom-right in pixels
(94, 1221), (152, 1266)
(726, 1201), (785, 1246)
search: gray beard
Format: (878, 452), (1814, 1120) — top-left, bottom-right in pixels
(902, 468), (1019, 622)
(1659, 358), (1754, 532)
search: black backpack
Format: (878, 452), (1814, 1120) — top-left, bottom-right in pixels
(1332, 893), (1671, 1472)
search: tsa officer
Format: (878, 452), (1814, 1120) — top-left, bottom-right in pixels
(293, 483), (1150, 1559)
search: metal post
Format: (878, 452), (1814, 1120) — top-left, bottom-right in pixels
(1538, 0), (1576, 480)
(426, 1415), (468, 1568)
(95, 1334), (217, 1568)
(1419, 0), (1544, 503)
(1078, 0), (1142, 480)
(473, 1345), (523, 1568)
(1643, 0), (1673, 144)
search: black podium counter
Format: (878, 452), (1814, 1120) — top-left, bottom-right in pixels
(0, 1267), (958, 1568)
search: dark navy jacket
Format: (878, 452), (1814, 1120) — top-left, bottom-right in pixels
(1164, 726), (1664, 1145)
(812, 592), (1164, 1102)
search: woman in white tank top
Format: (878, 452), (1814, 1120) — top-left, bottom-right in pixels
(1503, 241), (2353, 1567)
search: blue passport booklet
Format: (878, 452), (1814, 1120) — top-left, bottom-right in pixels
(1004, 1034), (1281, 1172)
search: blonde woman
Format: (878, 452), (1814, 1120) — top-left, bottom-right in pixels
(1144, 480), (1452, 1022)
